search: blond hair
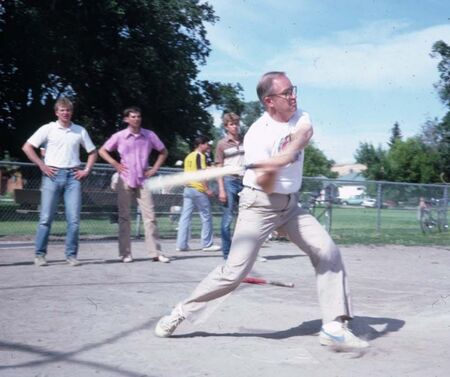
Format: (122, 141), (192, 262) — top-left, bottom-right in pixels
(54, 97), (73, 111)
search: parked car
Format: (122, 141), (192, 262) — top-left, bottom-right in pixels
(341, 195), (365, 206)
(362, 198), (377, 208)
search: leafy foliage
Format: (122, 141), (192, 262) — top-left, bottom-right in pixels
(0, 0), (229, 163)
(354, 142), (387, 180)
(432, 40), (450, 108)
(420, 115), (450, 182)
(429, 40), (450, 181)
(385, 138), (441, 183)
(240, 101), (264, 133)
(303, 143), (337, 178)
(388, 122), (402, 147)
(201, 81), (245, 115)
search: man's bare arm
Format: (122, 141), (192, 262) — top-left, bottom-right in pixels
(22, 142), (57, 177)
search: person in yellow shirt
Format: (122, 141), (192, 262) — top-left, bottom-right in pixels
(176, 136), (220, 252)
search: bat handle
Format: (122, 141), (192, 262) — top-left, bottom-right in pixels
(244, 163), (257, 170)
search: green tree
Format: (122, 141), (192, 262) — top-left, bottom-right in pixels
(303, 143), (337, 178)
(388, 122), (402, 147)
(385, 138), (441, 183)
(354, 142), (387, 180)
(0, 0), (222, 163)
(429, 40), (450, 181)
(431, 40), (450, 108)
(420, 115), (450, 181)
(240, 101), (264, 133)
(201, 81), (245, 116)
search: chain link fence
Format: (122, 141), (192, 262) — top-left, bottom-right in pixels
(0, 161), (448, 242)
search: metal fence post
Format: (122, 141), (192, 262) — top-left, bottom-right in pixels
(443, 185), (449, 226)
(135, 206), (142, 238)
(376, 183), (382, 234)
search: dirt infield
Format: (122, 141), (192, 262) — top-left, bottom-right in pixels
(0, 239), (449, 377)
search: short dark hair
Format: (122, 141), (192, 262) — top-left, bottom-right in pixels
(123, 106), (142, 117)
(193, 135), (210, 148)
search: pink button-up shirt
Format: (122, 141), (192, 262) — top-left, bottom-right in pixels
(103, 128), (165, 188)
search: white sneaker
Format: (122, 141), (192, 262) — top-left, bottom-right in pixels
(319, 322), (369, 349)
(153, 254), (170, 263)
(202, 244), (221, 252)
(122, 255), (133, 263)
(155, 307), (185, 338)
(34, 255), (48, 267)
(66, 256), (81, 266)
(257, 256), (268, 262)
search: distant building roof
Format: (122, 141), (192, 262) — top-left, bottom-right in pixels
(339, 171), (366, 181)
(331, 163), (366, 177)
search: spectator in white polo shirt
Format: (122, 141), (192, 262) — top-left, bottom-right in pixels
(22, 97), (97, 267)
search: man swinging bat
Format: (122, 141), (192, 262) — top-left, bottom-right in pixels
(154, 71), (369, 350)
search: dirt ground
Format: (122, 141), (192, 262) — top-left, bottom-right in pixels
(0, 239), (449, 377)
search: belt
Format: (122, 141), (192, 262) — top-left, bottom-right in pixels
(243, 185), (265, 192)
(244, 186), (296, 196)
(48, 166), (79, 170)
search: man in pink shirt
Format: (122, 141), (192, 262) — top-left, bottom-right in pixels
(99, 106), (170, 263)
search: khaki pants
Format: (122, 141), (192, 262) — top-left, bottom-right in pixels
(180, 187), (353, 324)
(117, 178), (161, 258)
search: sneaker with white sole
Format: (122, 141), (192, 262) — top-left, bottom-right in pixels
(202, 244), (221, 252)
(257, 256), (268, 262)
(176, 247), (191, 252)
(122, 255), (133, 263)
(66, 256), (81, 266)
(155, 307), (185, 337)
(319, 322), (369, 349)
(34, 255), (48, 267)
(153, 254), (170, 263)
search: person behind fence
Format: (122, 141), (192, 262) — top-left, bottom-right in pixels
(176, 136), (221, 252)
(22, 97), (98, 267)
(99, 106), (170, 263)
(154, 71), (369, 350)
(214, 112), (245, 260)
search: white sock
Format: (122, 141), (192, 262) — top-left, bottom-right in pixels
(322, 320), (342, 333)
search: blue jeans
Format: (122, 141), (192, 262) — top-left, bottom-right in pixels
(176, 187), (214, 249)
(221, 176), (243, 259)
(35, 169), (81, 258)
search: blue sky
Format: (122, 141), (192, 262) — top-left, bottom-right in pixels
(198, 0), (450, 164)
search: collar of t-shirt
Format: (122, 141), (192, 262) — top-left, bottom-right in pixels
(226, 134), (241, 144)
(56, 121), (73, 131)
(125, 128), (144, 138)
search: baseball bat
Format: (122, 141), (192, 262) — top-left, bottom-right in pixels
(145, 127), (311, 192)
(242, 276), (295, 288)
(145, 164), (250, 192)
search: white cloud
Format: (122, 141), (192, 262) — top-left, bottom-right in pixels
(267, 23), (450, 90)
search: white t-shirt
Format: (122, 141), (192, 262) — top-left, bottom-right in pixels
(243, 109), (311, 194)
(27, 121), (96, 168)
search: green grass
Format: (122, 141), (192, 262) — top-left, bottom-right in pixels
(330, 207), (449, 246)
(0, 207), (449, 246)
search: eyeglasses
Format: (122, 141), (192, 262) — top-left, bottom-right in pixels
(267, 86), (297, 99)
